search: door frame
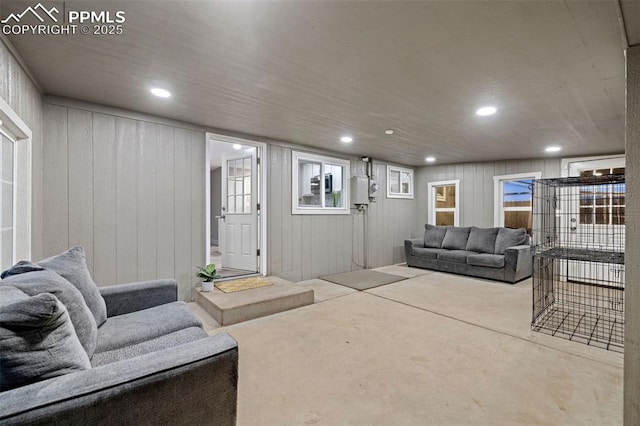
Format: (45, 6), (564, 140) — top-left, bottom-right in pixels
(205, 132), (267, 275)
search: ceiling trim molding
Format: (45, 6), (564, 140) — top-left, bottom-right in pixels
(619, 0), (640, 47)
(0, 34), (43, 93)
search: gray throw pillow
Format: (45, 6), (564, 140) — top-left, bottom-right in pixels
(0, 286), (91, 391)
(424, 224), (448, 248)
(441, 227), (472, 250)
(1, 264), (98, 357)
(38, 247), (107, 327)
(494, 228), (529, 254)
(466, 227), (500, 254)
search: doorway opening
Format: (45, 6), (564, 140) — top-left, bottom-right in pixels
(206, 134), (267, 280)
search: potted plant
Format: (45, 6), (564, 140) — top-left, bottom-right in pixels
(196, 264), (220, 292)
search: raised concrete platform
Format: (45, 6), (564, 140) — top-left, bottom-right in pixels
(195, 276), (314, 325)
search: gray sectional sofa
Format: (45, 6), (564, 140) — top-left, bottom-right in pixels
(0, 247), (238, 425)
(405, 225), (532, 283)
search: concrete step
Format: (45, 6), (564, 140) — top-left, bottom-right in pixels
(194, 276), (314, 325)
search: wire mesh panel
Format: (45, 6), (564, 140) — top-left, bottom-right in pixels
(531, 174), (625, 352)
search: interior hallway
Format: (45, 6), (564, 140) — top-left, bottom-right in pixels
(190, 265), (623, 425)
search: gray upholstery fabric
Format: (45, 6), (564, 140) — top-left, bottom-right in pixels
(466, 227), (500, 254)
(38, 246), (108, 327)
(1, 266), (98, 357)
(0, 333), (239, 426)
(494, 228), (529, 254)
(424, 224), (448, 248)
(441, 227), (471, 250)
(96, 301), (203, 353)
(411, 247), (445, 260)
(0, 287), (91, 391)
(467, 253), (505, 269)
(100, 279), (178, 317)
(405, 225), (532, 284)
(437, 250), (474, 263)
(92, 326), (208, 367)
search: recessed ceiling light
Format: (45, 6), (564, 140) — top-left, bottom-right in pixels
(340, 136), (353, 143)
(150, 88), (171, 98)
(545, 146), (562, 153)
(425, 156), (436, 163)
(476, 106), (497, 116)
(232, 144), (242, 150)
(385, 129), (394, 135)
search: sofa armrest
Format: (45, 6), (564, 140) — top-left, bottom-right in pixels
(404, 238), (424, 254)
(100, 279), (178, 317)
(0, 333), (238, 426)
(504, 245), (533, 283)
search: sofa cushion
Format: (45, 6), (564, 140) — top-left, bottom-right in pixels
(437, 250), (475, 263)
(424, 224), (448, 248)
(467, 253), (505, 269)
(494, 228), (529, 254)
(466, 227), (500, 254)
(1, 264), (98, 357)
(38, 247), (108, 328)
(441, 227), (472, 250)
(96, 301), (203, 353)
(91, 326), (208, 367)
(412, 247), (445, 259)
(0, 287), (91, 391)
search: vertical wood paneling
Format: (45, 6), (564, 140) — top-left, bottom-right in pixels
(43, 104), (69, 255)
(190, 130), (205, 299)
(68, 109), (94, 271)
(156, 125), (175, 280)
(92, 113), (117, 285)
(136, 122), (158, 281)
(115, 118), (138, 284)
(414, 158), (561, 234)
(174, 128), (192, 300)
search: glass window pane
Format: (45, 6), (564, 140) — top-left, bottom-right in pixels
(613, 207), (625, 225)
(401, 172), (411, 194)
(227, 195), (235, 213)
(244, 176), (251, 195)
(596, 168), (609, 177)
(298, 160), (322, 207)
(324, 164), (344, 207)
(579, 190), (593, 207)
(612, 167), (625, 175)
(503, 180), (532, 208)
(244, 195), (251, 213)
(504, 210), (532, 232)
(580, 170), (594, 178)
(228, 160), (235, 178)
(435, 211), (455, 226)
(227, 180), (235, 196)
(435, 185), (455, 209)
(244, 157), (251, 177)
(595, 207), (609, 225)
(235, 196), (243, 213)
(580, 207), (593, 224)
(389, 170), (400, 193)
(235, 179), (243, 195)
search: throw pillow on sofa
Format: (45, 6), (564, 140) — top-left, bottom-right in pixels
(441, 227), (472, 250)
(0, 286), (91, 391)
(1, 262), (98, 357)
(424, 224), (448, 248)
(466, 227), (500, 254)
(38, 247), (108, 327)
(494, 228), (529, 254)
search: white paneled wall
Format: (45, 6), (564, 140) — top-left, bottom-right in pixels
(42, 103), (205, 301)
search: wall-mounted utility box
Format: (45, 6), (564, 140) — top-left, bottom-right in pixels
(351, 176), (369, 205)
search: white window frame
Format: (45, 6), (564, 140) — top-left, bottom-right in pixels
(427, 179), (460, 226)
(493, 171), (541, 227)
(0, 95), (32, 267)
(292, 151), (350, 215)
(386, 165), (414, 199)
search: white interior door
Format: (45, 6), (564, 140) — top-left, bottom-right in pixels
(564, 157), (625, 285)
(220, 147), (258, 271)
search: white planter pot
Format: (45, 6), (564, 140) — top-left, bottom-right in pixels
(202, 281), (214, 292)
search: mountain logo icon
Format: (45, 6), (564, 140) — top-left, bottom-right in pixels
(1, 3), (59, 24)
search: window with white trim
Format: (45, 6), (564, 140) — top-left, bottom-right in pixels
(387, 166), (414, 199)
(1, 131), (15, 270)
(292, 151), (350, 214)
(428, 180), (460, 226)
(493, 172), (541, 234)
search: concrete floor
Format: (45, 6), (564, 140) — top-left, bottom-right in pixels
(200, 266), (622, 425)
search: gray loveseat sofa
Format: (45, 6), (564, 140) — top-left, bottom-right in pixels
(405, 225), (532, 283)
(0, 247), (238, 425)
